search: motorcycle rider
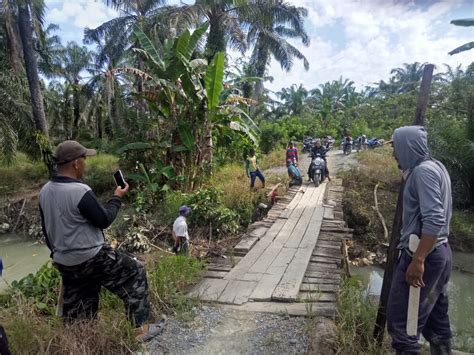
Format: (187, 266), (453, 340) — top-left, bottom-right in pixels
(343, 134), (353, 153)
(308, 139), (331, 182)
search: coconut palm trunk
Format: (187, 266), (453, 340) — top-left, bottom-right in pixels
(17, 2), (54, 175)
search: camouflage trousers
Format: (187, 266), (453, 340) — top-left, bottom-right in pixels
(56, 245), (150, 326)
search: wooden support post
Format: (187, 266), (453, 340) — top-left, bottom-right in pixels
(373, 63), (435, 346)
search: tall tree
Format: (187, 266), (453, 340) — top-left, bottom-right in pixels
(277, 84), (308, 115)
(60, 42), (92, 138)
(247, 0), (309, 99)
(389, 62), (427, 93)
(175, 0), (247, 62)
(16, 0), (54, 173)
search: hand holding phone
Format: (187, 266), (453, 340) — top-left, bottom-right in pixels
(113, 170), (126, 188)
(113, 170), (129, 197)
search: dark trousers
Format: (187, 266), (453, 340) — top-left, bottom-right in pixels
(0, 325), (10, 355)
(387, 244), (452, 353)
(250, 170), (265, 188)
(56, 245), (150, 327)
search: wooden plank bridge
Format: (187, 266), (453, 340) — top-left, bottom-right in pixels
(189, 176), (352, 318)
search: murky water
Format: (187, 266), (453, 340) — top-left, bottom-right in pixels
(351, 252), (474, 350)
(0, 234), (50, 293)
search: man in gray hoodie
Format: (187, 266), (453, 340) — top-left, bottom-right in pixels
(387, 126), (453, 355)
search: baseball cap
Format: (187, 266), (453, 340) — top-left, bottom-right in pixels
(54, 140), (97, 165)
(179, 205), (192, 216)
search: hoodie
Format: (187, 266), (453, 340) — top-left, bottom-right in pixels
(392, 126), (452, 249)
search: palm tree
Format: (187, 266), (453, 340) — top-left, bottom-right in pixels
(60, 42), (92, 138)
(308, 77), (358, 129)
(277, 84), (308, 115)
(247, 0), (309, 99)
(449, 18), (474, 55)
(174, 0), (248, 63)
(16, 1), (57, 172)
(85, 0), (181, 108)
(389, 62), (427, 93)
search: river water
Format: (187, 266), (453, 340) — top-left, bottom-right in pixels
(351, 251), (474, 351)
(0, 234), (50, 293)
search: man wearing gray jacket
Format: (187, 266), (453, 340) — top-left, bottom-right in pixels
(40, 140), (159, 342)
(387, 126), (453, 355)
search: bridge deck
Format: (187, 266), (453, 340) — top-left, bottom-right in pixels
(189, 177), (350, 318)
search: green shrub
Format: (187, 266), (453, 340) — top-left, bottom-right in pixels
(83, 154), (119, 195)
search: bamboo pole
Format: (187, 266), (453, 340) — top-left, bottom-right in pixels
(373, 64), (435, 346)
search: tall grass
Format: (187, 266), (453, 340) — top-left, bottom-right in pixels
(0, 255), (203, 353)
(335, 277), (380, 354)
(0, 153), (47, 197)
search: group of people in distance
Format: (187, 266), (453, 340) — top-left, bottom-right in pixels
(244, 139), (331, 190)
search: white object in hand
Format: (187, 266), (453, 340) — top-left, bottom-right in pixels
(406, 234), (421, 336)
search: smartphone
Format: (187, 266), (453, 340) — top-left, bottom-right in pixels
(113, 169), (126, 189)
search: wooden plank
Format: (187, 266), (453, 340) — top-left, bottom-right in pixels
(205, 271), (227, 279)
(297, 291), (337, 303)
(307, 263), (341, 273)
(224, 218), (287, 281)
(272, 246), (314, 301)
(234, 236), (259, 253)
(279, 185), (306, 219)
(308, 262), (339, 270)
(218, 280), (257, 305)
(188, 278), (228, 302)
(249, 247), (296, 301)
(249, 273), (283, 301)
(207, 265), (232, 272)
(310, 256), (341, 264)
(300, 283), (339, 292)
(248, 246), (281, 274)
(224, 301), (336, 317)
(303, 277), (341, 285)
(323, 206), (334, 220)
(317, 242), (341, 250)
(284, 186), (321, 249)
(313, 247), (341, 258)
(304, 271), (341, 280)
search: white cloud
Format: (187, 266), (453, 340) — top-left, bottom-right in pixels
(45, 0), (118, 43)
(266, 0), (474, 92)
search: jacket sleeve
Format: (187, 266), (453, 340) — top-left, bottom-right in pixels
(414, 166), (446, 237)
(78, 190), (122, 229)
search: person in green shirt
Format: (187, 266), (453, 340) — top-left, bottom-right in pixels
(245, 148), (265, 188)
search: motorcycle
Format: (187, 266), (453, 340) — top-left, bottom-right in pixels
(302, 137), (313, 153)
(367, 138), (384, 149)
(343, 139), (353, 155)
(310, 153), (326, 187)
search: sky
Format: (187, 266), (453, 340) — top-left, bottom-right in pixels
(44, 0), (474, 92)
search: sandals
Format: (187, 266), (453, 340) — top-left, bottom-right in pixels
(136, 322), (165, 343)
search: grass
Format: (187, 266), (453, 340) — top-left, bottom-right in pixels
(0, 153), (47, 199)
(340, 148), (400, 250)
(334, 277), (381, 354)
(342, 148), (474, 252)
(0, 254), (204, 353)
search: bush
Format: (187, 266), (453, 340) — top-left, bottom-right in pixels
(83, 154), (119, 195)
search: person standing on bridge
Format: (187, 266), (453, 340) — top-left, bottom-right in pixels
(387, 126), (453, 355)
